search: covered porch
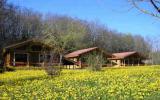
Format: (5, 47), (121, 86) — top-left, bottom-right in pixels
(3, 39), (59, 67)
(109, 51), (146, 66)
(110, 58), (144, 66)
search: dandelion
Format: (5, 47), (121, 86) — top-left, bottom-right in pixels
(0, 66), (160, 99)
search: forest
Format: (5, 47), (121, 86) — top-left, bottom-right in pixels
(0, 0), (157, 64)
(1, 1), (160, 99)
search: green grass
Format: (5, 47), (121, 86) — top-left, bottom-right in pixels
(0, 66), (160, 99)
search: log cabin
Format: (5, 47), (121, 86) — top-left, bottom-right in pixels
(109, 51), (146, 66)
(3, 39), (60, 67)
(64, 47), (112, 68)
(2, 39), (147, 68)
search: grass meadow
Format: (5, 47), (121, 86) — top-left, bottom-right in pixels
(0, 66), (160, 99)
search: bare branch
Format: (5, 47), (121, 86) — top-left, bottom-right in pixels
(150, 0), (160, 13)
(155, 0), (160, 4)
(130, 0), (160, 19)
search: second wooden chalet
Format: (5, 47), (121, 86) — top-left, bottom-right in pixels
(64, 47), (112, 68)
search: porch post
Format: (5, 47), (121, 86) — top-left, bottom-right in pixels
(39, 53), (41, 66)
(126, 59), (127, 66)
(13, 52), (15, 66)
(79, 57), (82, 69)
(111, 60), (113, 66)
(5, 52), (10, 67)
(138, 58), (140, 66)
(42, 52), (45, 67)
(121, 60), (122, 66)
(122, 60), (124, 66)
(123, 60), (125, 66)
(127, 59), (129, 66)
(80, 58), (82, 68)
(27, 53), (29, 67)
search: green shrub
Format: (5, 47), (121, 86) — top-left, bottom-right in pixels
(6, 66), (15, 71)
(15, 66), (44, 70)
(86, 53), (105, 71)
(45, 66), (61, 76)
(0, 67), (4, 73)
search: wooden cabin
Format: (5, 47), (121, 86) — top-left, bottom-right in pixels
(3, 39), (59, 67)
(64, 47), (112, 68)
(109, 51), (146, 66)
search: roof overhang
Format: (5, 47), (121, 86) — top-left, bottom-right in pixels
(109, 51), (147, 60)
(4, 39), (53, 50)
(65, 47), (112, 58)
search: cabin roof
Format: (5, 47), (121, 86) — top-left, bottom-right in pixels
(65, 47), (98, 58)
(4, 39), (52, 49)
(109, 51), (145, 60)
(113, 51), (136, 59)
(4, 39), (33, 49)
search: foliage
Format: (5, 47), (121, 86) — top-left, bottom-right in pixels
(129, 0), (160, 19)
(0, 0), (152, 69)
(1, 66), (160, 99)
(5, 66), (15, 72)
(0, 67), (4, 73)
(0, 0), (150, 60)
(45, 66), (61, 76)
(14, 66), (44, 70)
(86, 53), (105, 71)
(42, 16), (87, 51)
(39, 15), (88, 67)
(150, 51), (160, 65)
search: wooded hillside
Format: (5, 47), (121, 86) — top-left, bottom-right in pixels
(0, 0), (151, 62)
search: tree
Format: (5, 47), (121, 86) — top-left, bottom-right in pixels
(134, 35), (151, 57)
(0, 0), (151, 69)
(129, 0), (160, 19)
(128, 0), (160, 65)
(0, 0), (42, 47)
(147, 36), (160, 65)
(86, 52), (105, 71)
(41, 15), (87, 66)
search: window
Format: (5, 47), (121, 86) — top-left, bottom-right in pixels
(15, 54), (28, 62)
(46, 55), (51, 62)
(31, 45), (42, 51)
(39, 54), (52, 62)
(39, 54), (44, 63)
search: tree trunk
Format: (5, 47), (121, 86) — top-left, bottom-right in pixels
(49, 51), (54, 66)
(59, 53), (63, 69)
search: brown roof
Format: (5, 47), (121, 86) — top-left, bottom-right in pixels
(4, 39), (52, 49)
(4, 39), (33, 49)
(109, 51), (139, 60)
(114, 51), (136, 58)
(65, 47), (98, 58)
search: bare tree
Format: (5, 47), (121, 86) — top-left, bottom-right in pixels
(41, 15), (87, 66)
(129, 0), (160, 19)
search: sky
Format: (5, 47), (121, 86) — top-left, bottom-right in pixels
(8, 0), (160, 37)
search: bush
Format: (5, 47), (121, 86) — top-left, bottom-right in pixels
(15, 66), (44, 70)
(6, 66), (15, 72)
(0, 68), (4, 73)
(86, 53), (105, 71)
(0, 66), (15, 73)
(45, 66), (61, 76)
